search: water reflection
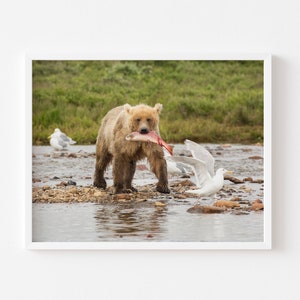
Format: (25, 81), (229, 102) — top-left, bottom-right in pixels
(32, 202), (263, 242)
(94, 204), (168, 240)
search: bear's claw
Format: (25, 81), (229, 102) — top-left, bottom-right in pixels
(156, 184), (170, 194)
(114, 186), (138, 194)
(93, 180), (107, 190)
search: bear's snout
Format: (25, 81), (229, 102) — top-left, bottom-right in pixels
(140, 128), (149, 134)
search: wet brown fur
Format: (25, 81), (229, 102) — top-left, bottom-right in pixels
(93, 103), (170, 194)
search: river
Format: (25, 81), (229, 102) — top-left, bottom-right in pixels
(32, 144), (264, 243)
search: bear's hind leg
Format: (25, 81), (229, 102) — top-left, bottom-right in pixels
(93, 151), (112, 189)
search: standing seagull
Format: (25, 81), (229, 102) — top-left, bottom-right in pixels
(48, 128), (76, 150)
(168, 139), (232, 198)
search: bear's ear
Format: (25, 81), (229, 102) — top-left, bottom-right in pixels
(154, 103), (163, 114)
(124, 104), (132, 114)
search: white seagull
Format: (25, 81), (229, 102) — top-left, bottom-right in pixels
(48, 128), (76, 150)
(168, 139), (232, 197)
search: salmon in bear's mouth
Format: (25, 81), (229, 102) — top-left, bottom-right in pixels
(125, 131), (173, 156)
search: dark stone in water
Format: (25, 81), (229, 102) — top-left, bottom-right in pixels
(224, 175), (244, 184)
(67, 180), (77, 186)
(252, 179), (264, 184)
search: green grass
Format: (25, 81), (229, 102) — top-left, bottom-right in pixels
(32, 60), (264, 145)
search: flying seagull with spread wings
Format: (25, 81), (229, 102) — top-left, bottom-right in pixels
(168, 139), (232, 197)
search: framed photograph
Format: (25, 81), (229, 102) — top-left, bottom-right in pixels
(26, 54), (272, 250)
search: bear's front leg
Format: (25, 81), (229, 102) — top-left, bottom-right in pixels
(113, 156), (137, 194)
(148, 153), (170, 194)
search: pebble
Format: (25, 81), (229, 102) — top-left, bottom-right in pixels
(251, 199), (264, 210)
(187, 205), (225, 214)
(224, 175), (244, 184)
(174, 194), (187, 199)
(68, 187), (77, 194)
(230, 196), (242, 202)
(243, 177), (253, 182)
(251, 203), (264, 211)
(238, 200), (251, 205)
(136, 198), (147, 203)
(248, 156), (263, 160)
(94, 190), (105, 197)
(42, 185), (51, 191)
(56, 181), (68, 187)
(67, 180), (77, 186)
(253, 199), (263, 203)
(252, 179), (264, 184)
(214, 200), (240, 208)
(177, 179), (195, 187)
(113, 194), (132, 201)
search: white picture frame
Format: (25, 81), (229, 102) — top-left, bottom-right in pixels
(26, 54), (272, 250)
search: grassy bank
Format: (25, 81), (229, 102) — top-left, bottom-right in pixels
(32, 60), (263, 145)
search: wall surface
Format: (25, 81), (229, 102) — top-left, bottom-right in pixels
(1, 0), (299, 299)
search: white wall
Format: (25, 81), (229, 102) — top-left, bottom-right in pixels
(1, 0), (299, 299)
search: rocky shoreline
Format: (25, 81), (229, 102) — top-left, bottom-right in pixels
(32, 178), (264, 214)
(32, 144), (265, 215)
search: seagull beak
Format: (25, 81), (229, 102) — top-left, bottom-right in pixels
(226, 170), (233, 175)
(47, 135), (51, 139)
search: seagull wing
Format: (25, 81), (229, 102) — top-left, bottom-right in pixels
(169, 156), (211, 188)
(58, 138), (68, 148)
(50, 136), (67, 149)
(58, 132), (76, 144)
(59, 132), (71, 142)
(184, 139), (215, 177)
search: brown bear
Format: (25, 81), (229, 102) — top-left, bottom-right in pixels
(93, 103), (170, 194)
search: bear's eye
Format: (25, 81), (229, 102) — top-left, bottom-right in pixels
(147, 118), (152, 122)
(136, 118), (141, 122)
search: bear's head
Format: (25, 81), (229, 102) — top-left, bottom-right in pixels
(124, 103), (162, 134)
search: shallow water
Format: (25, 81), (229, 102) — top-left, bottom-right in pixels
(32, 144), (264, 243)
(33, 202), (263, 242)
